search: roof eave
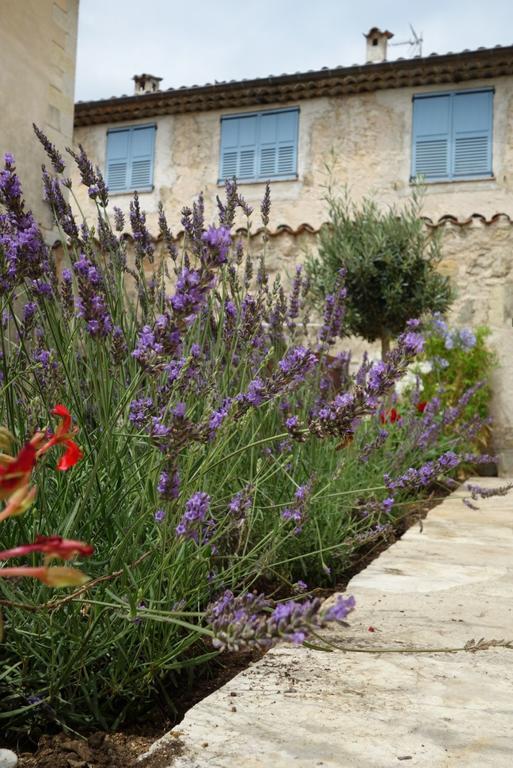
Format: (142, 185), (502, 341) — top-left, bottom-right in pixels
(74, 46), (513, 127)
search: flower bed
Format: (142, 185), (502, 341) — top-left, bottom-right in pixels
(0, 132), (495, 738)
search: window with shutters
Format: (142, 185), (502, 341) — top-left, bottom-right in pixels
(411, 89), (493, 182)
(219, 109), (299, 183)
(105, 124), (156, 193)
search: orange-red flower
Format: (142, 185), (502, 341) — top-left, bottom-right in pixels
(0, 443), (37, 500)
(379, 408), (400, 425)
(40, 405), (84, 471)
(0, 535), (94, 562)
(417, 401), (428, 414)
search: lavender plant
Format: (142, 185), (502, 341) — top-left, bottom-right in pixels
(0, 135), (494, 735)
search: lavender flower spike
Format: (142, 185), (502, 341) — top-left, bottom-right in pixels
(206, 590), (355, 652)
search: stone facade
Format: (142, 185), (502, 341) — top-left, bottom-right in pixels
(70, 54), (513, 471)
(72, 67), (513, 230)
(0, 0), (79, 231)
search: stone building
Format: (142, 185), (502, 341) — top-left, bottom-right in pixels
(0, 0), (79, 232)
(72, 29), (513, 471)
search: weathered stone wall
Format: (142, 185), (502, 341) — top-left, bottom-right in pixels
(0, 0), (79, 231)
(72, 74), (513, 232)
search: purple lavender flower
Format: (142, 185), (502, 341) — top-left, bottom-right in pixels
(322, 594), (356, 622)
(73, 254), (113, 338)
(157, 466), (180, 501)
(111, 325), (128, 364)
(282, 480), (313, 535)
(384, 450), (460, 492)
(176, 491), (214, 544)
(209, 398), (233, 439)
(33, 124), (65, 173)
(132, 322), (174, 369)
(260, 183), (271, 227)
(129, 397), (153, 428)
(216, 179), (239, 227)
(157, 201), (178, 261)
(228, 485), (253, 524)
(202, 225), (232, 265)
(278, 346), (317, 383)
(0, 155), (53, 291)
(154, 508), (166, 523)
(22, 301), (37, 324)
(129, 191), (154, 265)
(67, 144), (109, 207)
(206, 589), (355, 652)
(310, 325), (425, 441)
(318, 271), (347, 348)
(170, 267), (208, 321)
(285, 415), (299, 431)
(113, 206), (125, 232)
(466, 481), (513, 500)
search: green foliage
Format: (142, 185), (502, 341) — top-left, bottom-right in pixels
(418, 318), (496, 422)
(306, 187), (453, 352)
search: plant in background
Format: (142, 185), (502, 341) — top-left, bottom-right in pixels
(0, 134), (496, 736)
(410, 315), (496, 450)
(305, 185), (453, 356)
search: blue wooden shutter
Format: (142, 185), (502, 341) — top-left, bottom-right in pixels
(258, 110), (298, 178)
(259, 112), (279, 177)
(220, 115), (257, 181)
(237, 115), (257, 180)
(106, 130), (129, 191)
(412, 95), (451, 180)
(276, 110), (298, 176)
(452, 91), (492, 178)
(220, 118), (239, 180)
(129, 125), (155, 189)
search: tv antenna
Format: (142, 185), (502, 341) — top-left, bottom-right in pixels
(389, 24), (423, 57)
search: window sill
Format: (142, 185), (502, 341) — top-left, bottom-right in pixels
(217, 175), (298, 187)
(409, 175), (495, 187)
(108, 186), (154, 197)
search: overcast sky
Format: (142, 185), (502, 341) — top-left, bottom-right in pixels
(75, 0), (513, 102)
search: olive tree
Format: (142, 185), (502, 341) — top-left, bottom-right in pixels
(306, 187), (453, 357)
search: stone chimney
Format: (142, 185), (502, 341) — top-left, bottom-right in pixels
(364, 27), (394, 63)
(132, 73), (162, 95)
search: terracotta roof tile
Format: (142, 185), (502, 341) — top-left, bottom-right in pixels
(75, 45), (513, 127)
(50, 213), (513, 252)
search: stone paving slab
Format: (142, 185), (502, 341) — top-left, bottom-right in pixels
(140, 478), (513, 768)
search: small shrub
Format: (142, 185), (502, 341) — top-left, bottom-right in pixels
(305, 186), (453, 356)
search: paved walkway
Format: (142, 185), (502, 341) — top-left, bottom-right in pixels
(141, 478), (513, 768)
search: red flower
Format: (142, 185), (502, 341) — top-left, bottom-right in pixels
(40, 405), (83, 471)
(379, 408), (400, 425)
(57, 440), (83, 471)
(0, 443), (37, 500)
(0, 535), (94, 562)
(416, 401), (428, 413)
